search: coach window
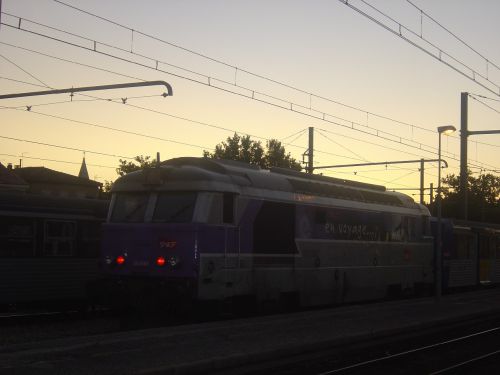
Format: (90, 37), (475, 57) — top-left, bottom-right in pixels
(79, 221), (101, 257)
(0, 217), (35, 257)
(43, 220), (76, 256)
(456, 233), (473, 259)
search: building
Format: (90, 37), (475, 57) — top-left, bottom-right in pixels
(0, 163), (29, 192)
(12, 165), (102, 199)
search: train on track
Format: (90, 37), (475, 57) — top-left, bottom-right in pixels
(0, 191), (108, 309)
(101, 156), (483, 310)
(3, 158), (498, 311)
(441, 219), (500, 289)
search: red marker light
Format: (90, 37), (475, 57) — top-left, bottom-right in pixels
(116, 255), (126, 265)
(156, 256), (166, 267)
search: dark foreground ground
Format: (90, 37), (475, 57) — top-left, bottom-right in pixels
(2, 289), (500, 375)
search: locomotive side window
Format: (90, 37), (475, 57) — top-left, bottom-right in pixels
(43, 220), (76, 256)
(253, 201), (296, 254)
(152, 192), (197, 223)
(223, 193), (234, 224)
(111, 193), (149, 222)
(0, 217), (35, 257)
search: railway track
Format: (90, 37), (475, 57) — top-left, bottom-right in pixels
(321, 325), (500, 374)
(209, 312), (500, 375)
(0, 307), (121, 347)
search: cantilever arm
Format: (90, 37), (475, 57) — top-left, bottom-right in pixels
(0, 80), (173, 100)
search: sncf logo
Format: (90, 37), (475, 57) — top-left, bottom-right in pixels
(160, 240), (177, 249)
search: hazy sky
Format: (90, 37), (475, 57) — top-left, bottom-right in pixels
(1, 0), (499, 201)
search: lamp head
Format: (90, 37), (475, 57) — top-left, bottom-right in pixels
(437, 125), (456, 135)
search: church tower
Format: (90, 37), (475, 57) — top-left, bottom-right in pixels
(78, 156), (89, 179)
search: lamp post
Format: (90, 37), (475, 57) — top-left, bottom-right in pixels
(436, 125), (456, 302)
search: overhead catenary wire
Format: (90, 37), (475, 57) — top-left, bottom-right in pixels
(0, 133), (135, 159)
(405, 0), (500, 72)
(0, 94), (169, 110)
(0, 152), (116, 169)
(1, 8), (498, 183)
(337, 0), (500, 97)
(0, 71), (427, 167)
(0, 36), (466, 166)
(317, 168), (414, 188)
(5, 70), (498, 159)
(315, 129), (368, 162)
(46, 1), (441, 136)
(0, 10), (447, 146)
(0, 105), (212, 151)
(468, 94), (500, 117)
(4, 12), (495, 167)
(2, 70), (496, 174)
(0, 53), (49, 87)
(469, 93), (500, 104)
(0, 73), (369, 168)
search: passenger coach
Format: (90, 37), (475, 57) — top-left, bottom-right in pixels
(101, 157), (433, 308)
(0, 191), (108, 308)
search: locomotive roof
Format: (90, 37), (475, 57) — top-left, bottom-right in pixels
(113, 157), (421, 210)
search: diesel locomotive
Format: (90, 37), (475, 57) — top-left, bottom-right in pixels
(100, 157), (435, 308)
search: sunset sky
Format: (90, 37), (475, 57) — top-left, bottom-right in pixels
(1, 0), (499, 202)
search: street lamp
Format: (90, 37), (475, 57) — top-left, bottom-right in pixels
(436, 125), (456, 302)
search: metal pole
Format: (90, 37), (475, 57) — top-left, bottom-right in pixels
(429, 183), (434, 208)
(460, 92), (468, 220)
(436, 133), (442, 302)
(420, 158), (425, 204)
(308, 127), (314, 174)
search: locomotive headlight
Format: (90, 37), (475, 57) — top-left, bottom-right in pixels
(168, 256), (180, 268)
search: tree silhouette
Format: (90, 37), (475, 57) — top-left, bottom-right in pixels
(203, 133), (301, 171)
(115, 155), (157, 177)
(104, 155), (156, 192)
(430, 171), (500, 223)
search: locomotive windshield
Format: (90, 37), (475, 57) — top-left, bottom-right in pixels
(111, 193), (149, 222)
(152, 192), (197, 223)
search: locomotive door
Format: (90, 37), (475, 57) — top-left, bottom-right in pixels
(222, 193), (241, 297)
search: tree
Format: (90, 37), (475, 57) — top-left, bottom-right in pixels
(203, 133), (301, 171)
(432, 171), (500, 223)
(104, 155), (156, 192)
(116, 155), (157, 176)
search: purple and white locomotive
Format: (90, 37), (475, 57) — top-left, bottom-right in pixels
(101, 157), (433, 308)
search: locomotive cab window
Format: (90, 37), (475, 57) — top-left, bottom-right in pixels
(111, 193), (149, 222)
(152, 192), (197, 223)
